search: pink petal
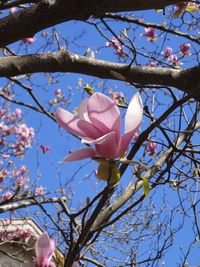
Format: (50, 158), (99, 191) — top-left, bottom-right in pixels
(82, 131), (116, 145)
(49, 262), (56, 267)
(35, 233), (55, 265)
(78, 98), (89, 121)
(125, 93), (143, 134)
(62, 147), (97, 162)
(117, 131), (135, 157)
(95, 132), (118, 159)
(55, 108), (101, 139)
(87, 93), (121, 143)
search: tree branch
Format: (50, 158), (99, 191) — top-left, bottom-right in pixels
(0, 51), (199, 100)
(0, 0), (190, 47)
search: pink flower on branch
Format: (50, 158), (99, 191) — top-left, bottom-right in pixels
(141, 27), (157, 42)
(106, 36), (125, 56)
(147, 141), (157, 155)
(162, 47), (173, 58)
(168, 54), (182, 68)
(109, 89), (125, 106)
(180, 43), (191, 56)
(55, 92), (143, 162)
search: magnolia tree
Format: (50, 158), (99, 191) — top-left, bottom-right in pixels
(0, 0), (200, 266)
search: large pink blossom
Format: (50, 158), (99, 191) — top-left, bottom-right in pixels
(35, 233), (56, 267)
(55, 92), (143, 162)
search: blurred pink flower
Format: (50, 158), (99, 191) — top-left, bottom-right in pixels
(168, 54), (181, 67)
(162, 47), (173, 58)
(55, 92), (143, 161)
(2, 191), (13, 201)
(180, 43), (191, 56)
(106, 36), (124, 56)
(35, 186), (46, 196)
(15, 176), (28, 187)
(13, 108), (22, 117)
(23, 37), (36, 44)
(148, 61), (157, 67)
(109, 90), (125, 106)
(141, 28), (157, 42)
(40, 145), (51, 154)
(35, 233), (56, 267)
(147, 141), (157, 155)
(54, 89), (63, 98)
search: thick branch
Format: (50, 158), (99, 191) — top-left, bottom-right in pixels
(0, 51), (199, 100)
(0, 0), (189, 47)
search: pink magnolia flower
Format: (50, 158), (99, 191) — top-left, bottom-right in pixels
(147, 141), (157, 155)
(148, 61), (157, 67)
(162, 47), (173, 58)
(180, 43), (191, 56)
(23, 37), (36, 44)
(141, 28), (157, 42)
(35, 233), (56, 267)
(2, 191), (13, 201)
(109, 90), (125, 106)
(55, 92), (143, 162)
(13, 108), (22, 117)
(54, 89), (63, 98)
(168, 54), (181, 68)
(35, 186), (46, 196)
(106, 36), (124, 56)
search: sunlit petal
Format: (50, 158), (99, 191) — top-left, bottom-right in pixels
(125, 93), (143, 134)
(62, 147), (97, 162)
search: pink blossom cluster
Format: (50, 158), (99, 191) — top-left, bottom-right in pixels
(161, 43), (191, 68)
(106, 36), (125, 56)
(0, 164), (29, 202)
(0, 228), (34, 242)
(0, 106), (35, 201)
(0, 107), (34, 157)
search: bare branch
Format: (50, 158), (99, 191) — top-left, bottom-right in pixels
(0, 51), (199, 100)
(0, 0), (190, 47)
